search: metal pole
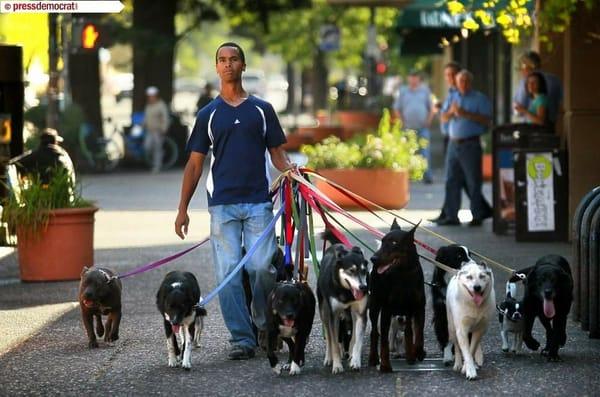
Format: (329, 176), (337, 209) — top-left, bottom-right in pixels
(46, 14), (60, 129)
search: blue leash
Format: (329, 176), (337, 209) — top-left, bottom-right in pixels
(198, 205), (284, 307)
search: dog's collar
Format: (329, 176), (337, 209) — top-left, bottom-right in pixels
(97, 269), (117, 284)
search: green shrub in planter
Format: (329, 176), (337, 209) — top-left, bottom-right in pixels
(300, 109), (427, 180)
(3, 167), (93, 238)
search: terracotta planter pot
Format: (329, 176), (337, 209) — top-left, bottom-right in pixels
(282, 133), (313, 151)
(315, 168), (409, 210)
(482, 153), (492, 181)
(296, 126), (345, 143)
(17, 207), (98, 282)
(336, 111), (381, 139)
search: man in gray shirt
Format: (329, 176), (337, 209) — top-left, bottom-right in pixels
(393, 70), (434, 183)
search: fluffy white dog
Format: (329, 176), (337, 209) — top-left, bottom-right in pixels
(446, 260), (495, 380)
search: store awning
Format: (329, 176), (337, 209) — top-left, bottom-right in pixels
(396, 0), (531, 55)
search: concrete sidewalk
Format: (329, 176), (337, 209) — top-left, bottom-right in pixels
(0, 170), (598, 396)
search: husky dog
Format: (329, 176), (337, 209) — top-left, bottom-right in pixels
(497, 282), (525, 353)
(317, 232), (369, 374)
(446, 260), (495, 380)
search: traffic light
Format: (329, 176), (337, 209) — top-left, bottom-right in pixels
(82, 23), (99, 49)
(376, 61), (387, 75)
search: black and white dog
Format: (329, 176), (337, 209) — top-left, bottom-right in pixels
(317, 232), (369, 374)
(156, 271), (206, 370)
(497, 282), (525, 353)
(430, 245), (474, 359)
(266, 281), (316, 376)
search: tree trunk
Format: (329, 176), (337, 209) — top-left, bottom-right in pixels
(132, 0), (176, 113)
(311, 49), (328, 112)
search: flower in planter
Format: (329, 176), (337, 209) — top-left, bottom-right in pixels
(300, 109), (428, 180)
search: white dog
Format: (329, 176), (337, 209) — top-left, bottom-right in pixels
(445, 260), (495, 380)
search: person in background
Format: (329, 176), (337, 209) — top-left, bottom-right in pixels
(143, 86), (170, 173)
(430, 61), (462, 224)
(174, 42), (293, 361)
(393, 70), (435, 183)
(10, 128), (75, 184)
(513, 50), (563, 131)
(514, 71), (548, 126)
(434, 69), (493, 227)
(196, 83), (215, 114)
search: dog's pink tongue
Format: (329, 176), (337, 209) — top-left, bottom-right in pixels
(352, 289), (365, 300)
(543, 299), (556, 318)
(473, 293), (484, 307)
(377, 264), (391, 275)
(172, 324), (181, 334)
(283, 319), (295, 327)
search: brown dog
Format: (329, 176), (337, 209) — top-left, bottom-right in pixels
(79, 267), (122, 348)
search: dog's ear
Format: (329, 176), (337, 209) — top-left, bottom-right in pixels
(409, 220), (421, 236)
(350, 246), (363, 256)
(81, 266), (90, 277)
(391, 218), (401, 231)
(435, 247), (448, 264)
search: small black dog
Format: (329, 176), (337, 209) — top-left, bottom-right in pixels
(497, 282), (525, 353)
(430, 244), (474, 356)
(156, 271), (206, 370)
(79, 266), (122, 348)
(266, 281), (316, 376)
(369, 219), (425, 372)
(510, 254), (573, 361)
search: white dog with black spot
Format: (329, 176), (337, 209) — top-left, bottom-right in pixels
(445, 260), (495, 380)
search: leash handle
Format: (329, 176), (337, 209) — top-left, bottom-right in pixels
(200, 205), (284, 306)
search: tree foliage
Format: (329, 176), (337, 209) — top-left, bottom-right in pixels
(447, 0), (598, 45)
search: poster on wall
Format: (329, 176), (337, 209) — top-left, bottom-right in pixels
(526, 152), (555, 232)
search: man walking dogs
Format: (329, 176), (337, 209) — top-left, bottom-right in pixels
(175, 42), (292, 360)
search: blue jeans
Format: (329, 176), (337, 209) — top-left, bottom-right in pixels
(417, 128), (432, 182)
(442, 139), (488, 220)
(208, 202), (277, 348)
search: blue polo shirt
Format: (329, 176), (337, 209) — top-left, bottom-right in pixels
(448, 89), (492, 139)
(187, 95), (286, 206)
(440, 87), (458, 136)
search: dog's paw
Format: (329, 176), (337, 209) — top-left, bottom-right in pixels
(331, 363), (344, 374)
(349, 356), (361, 371)
(88, 340), (99, 349)
(453, 361), (462, 372)
(524, 336), (540, 351)
(272, 364), (283, 375)
(168, 357), (180, 368)
(368, 353), (379, 367)
(96, 325), (104, 338)
(464, 364), (478, 380)
(378, 363), (393, 373)
(289, 361), (301, 376)
(502, 347), (509, 353)
(181, 360), (192, 371)
(323, 357), (332, 367)
(474, 350), (484, 367)
(416, 348), (426, 362)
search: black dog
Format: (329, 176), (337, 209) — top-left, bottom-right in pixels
(79, 266), (122, 348)
(156, 271), (207, 370)
(430, 244), (474, 356)
(266, 281), (316, 376)
(510, 254), (573, 361)
(317, 231), (369, 374)
(369, 219), (425, 372)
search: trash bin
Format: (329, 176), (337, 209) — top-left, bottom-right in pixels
(513, 146), (568, 242)
(491, 123), (557, 235)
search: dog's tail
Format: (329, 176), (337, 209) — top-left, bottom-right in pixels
(431, 266), (449, 351)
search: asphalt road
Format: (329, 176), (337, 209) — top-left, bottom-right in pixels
(0, 169), (599, 396)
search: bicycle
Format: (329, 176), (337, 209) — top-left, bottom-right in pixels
(78, 120), (123, 172)
(121, 112), (179, 170)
